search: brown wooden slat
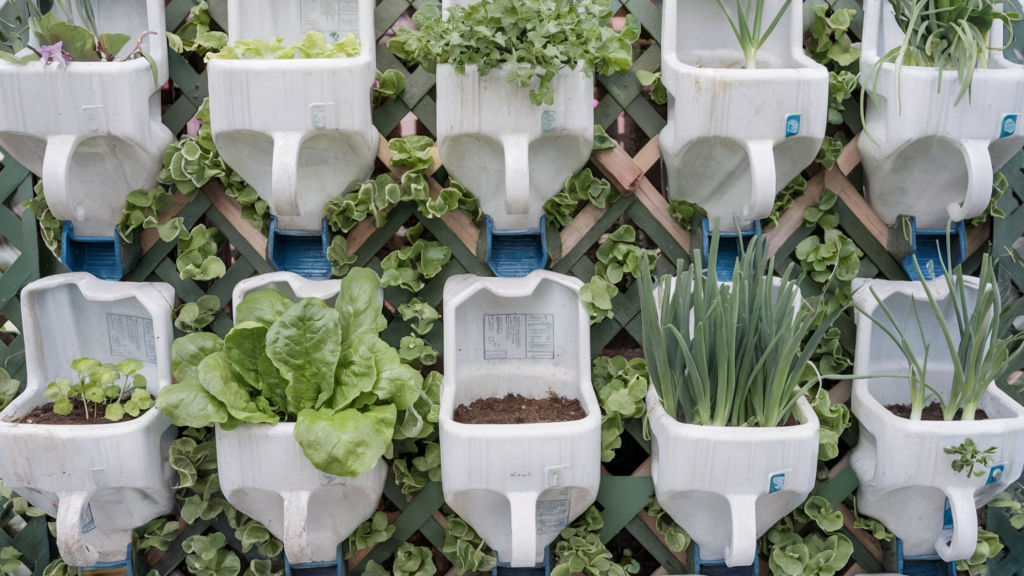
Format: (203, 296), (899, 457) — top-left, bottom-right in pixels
(827, 168), (890, 248)
(592, 142), (645, 194)
(837, 135), (862, 177)
(633, 135), (661, 174)
(840, 504), (886, 564)
(633, 179), (691, 253)
(559, 203), (609, 257)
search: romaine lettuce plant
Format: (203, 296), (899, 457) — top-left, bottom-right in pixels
(387, 0), (640, 106)
(156, 268), (431, 478)
(44, 357), (152, 422)
(208, 31), (359, 60)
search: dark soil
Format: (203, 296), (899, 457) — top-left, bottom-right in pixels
(453, 393), (586, 424)
(21, 396), (147, 425)
(887, 402), (989, 421)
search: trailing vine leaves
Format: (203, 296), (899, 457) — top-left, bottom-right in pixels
(552, 507), (639, 576)
(22, 180), (63, 258)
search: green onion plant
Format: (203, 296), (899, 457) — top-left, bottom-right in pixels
(638, 222), (843, 427)
(714, 0), (794, 70)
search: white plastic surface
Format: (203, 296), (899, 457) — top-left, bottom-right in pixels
(647, 278), (819, 567)
(207, 0), (378, 232)
(439, 271), (601, 567)
(0, 273), (176, 566)
(850, 278), (1024, 561)
(857, 0), (1024, 228)
(217, 279), (386, 563)
(658, 0), (827, 232)
(0, 0), (172, 237)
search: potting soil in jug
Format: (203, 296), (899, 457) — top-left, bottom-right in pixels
(21, 397), (149, 425)
(453, 392), (586, 424)
(886, 402), (990, 421)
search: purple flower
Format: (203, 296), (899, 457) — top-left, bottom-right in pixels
(373, 80), (380, 89)
(38, 42), (67, 70)
(593, 98), (599, 109)
(186, 117), (202, 138)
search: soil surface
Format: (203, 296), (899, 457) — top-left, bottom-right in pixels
(453, 393), (586, 424)
(21, 397), (147, 425)
(887, 402), (989, 421)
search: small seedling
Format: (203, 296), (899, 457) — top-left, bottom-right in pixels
(44, 357), (152, 422)
(944, 438), (996, 477)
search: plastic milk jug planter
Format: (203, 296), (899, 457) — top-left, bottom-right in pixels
(0, 0), (172, 277)
(0, 273), (177, 567)
(657, 0), (827, 232)
(850, 278), (1024, 563)
(439, 271), (601, 567)
(857, 0), (1024, 230)
(217, 275), (387, 564)
(646, 278), (820, 568)
(207, 0), (378, 278)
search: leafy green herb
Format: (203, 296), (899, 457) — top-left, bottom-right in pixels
(43, 357), (151, 422)
(593, 356), (647, 462)
(636, 70), (667, 105)
(0, 367), (20, 413)
(596, 226), (658, 286)
(398, 299), (440, 336)
(381, 240), (452, 293)
(666, 200), (707, 230)
(944, 438), (997, 477)
(165, 1), (227, 56)
(806, 5), (861, 68)
(809, 387), (850, 461)
(443, 516), (496, 575)
(347, 511), (395, 558)
(766, 176), (806, 228)
(389, 136), (435, 173)
(21, 180), (63, 258)
(647, 496), (690, 552)
(827, 71), (859, 125)
(764, 517), (852, 576)
(593, 125), (616, 150)
(803, 189), (840, 230)
(183, 533), (241, 576)
(327, 236), (357, 278)
(552, 507), (639, 576)
(374, 69), (407, 107)
(174, 295), (222, 333)
(117, 187), (175, 243)
(209, 31), (360, 60)
(388, 0), (639, 106)
(159, 220), (226, 282)
(795, 229), (861, 285)
(544, 169), (620, 228)
(713, 0), (793, 69)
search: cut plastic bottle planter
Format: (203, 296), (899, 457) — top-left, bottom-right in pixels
(0, 0), (171, 279)
(0, 273), (176, 568)
(851, 278), (1024, 563)
(440, 271), (601, 567)
(658, 0), (827, 246)
(858, 0), (1024, 277)
(647, 278), (820, 569)
(218, 273), (386, 565)
(208, 0), (378, 280)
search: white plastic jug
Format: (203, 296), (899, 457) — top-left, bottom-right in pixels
(207, 0), (378, 234)
(851, 278), (1024, 562)
(218, 275), (386, 564)
(0, 0), (172, 238)
(647, 278), (819, 567)
(658, 0), (827, 232)
(439, 271), (601, 567)
(0, 273), (177, 567)
(857, 0), (1024, 228)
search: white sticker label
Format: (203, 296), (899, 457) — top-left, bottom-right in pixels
(301, 0), (360, 42)
(107, 313), (157, 362)
(484, 314), (554, 360)
(536, 487), (572, 535)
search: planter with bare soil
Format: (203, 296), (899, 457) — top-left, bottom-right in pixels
(439, 271), (601, 567)
(0, 273), (177, 567)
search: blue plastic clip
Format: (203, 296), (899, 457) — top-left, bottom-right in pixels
(691, 544), (759, 576)
(78, 543), (133, 576)
(284, 544), (344, 576)
(702, 218), (762, 282)
(895, 539), (956, 576)
(901, 217), (966, 281)
(492, 546), (551, 576)
(486, 215), (548, 278)
(268, 217), (332, 280)
(61, 223), (138, 280)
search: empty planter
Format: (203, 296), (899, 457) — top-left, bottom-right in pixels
(647, 278), (820, 568)
(658, 0), (827, 233)
(207, 0), (378, 279)
(439, 271), (601, 567)
(0, 0), (172, 279)
(850, 278), (1024, 562)
(217, 274), (387, 564)
(0, 273), (177, 567)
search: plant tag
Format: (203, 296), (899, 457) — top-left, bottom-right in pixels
(767, 470), (789, 493)
(1000, 114), (1018, 139)
(986, 462), (1008, 486)
(784, 114), (801, 138)
(483, 314), (554, 360)
(536, 487), (572, 535)
(80, 503), (96, 534)
(106, 313), (157, 362)
(301, 0), (360, 42)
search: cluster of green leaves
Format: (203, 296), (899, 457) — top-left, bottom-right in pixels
(374, 69), (407, 107)
(581, 225), (656, 324)
(827, 71), (859, 125)
(794, 496), (843, 534)
(800, 322), (851, 384)
(956, 529), (1003, 576)
(666, 200), (706, 231)
(183, 532), (241, 576)
(843, 494), (892, 542)
(0, 0), (33, 57)
(365, 543), (436, 576)
(646, 496), (690, 552)
(393, 440), (441, 494)
(381, 237), (452, 293)
(398, 298), (440, 336)
(593, 125), (616, 150)
(159, 220), (227, 282)
(803, 189), (840, 230)
(133, 518), (179, 556)
(636, 70), (667, 105)
(0, 548), (21, 576)
(990, 486), (1024, 530)
(972, 171), (1008, 226)
(42, 559), (71, 576)
(347, 511), (395, 559)
(795, 212), (861, 286)
(388, 0), (639, 106)
(391, 371), (442, 493)
(399, 335), (437, 367)
(21, 181), (62, 258)
(763, 517), (852, 576)
(443, 516), (496, 574)
(0, 368), (20, 413)
(816, 133), (847, 171)
(327, 236), (358, 278)
(174, 295), (222, 333)
(544, 169), (620, 228)
(0, 479), (44, 520)
(806, 5), (860, 69)
(551, 507), (639, 576)
(117, 187), (176, 243)
(944, 438), (996, 477)
(157, 269), (432, 478)
(209, 31), (360, 60)
(44, 357), (151, 422)
(766, 176), (806, 228)
(808, 387), (850, 461)
(165, 1), (227, 56)
(593, 356), (648, 462)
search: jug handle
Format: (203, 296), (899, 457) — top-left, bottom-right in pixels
(56, 491), (101, 567)
(272, 132), (304, 218)
(283, 490), (314, 564)
(42, 134), (88, 223)
(723, 493), (758, 568)
(507, 491), (539, 568)
(741, 140), (776, 224)
(503, 134), (530, 216)
(947, 140), (993, 223)
(935, 488), (978, 562)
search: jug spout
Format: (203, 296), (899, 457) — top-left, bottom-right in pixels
(56, 490), (129, 567)
(946, 140), (994, 223)
(282, 490), (315, 564)
(935, 488), (978, 562)
(723, 493), (758, 568)
(272, 132), (306, 218)
(508, 491), (540, 568)
(42, 134), (90, 225)
(503, 134), (531, 217)
(741, 140), (776, 223)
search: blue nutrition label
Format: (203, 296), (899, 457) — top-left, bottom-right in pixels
(483, 314), (555, 360)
